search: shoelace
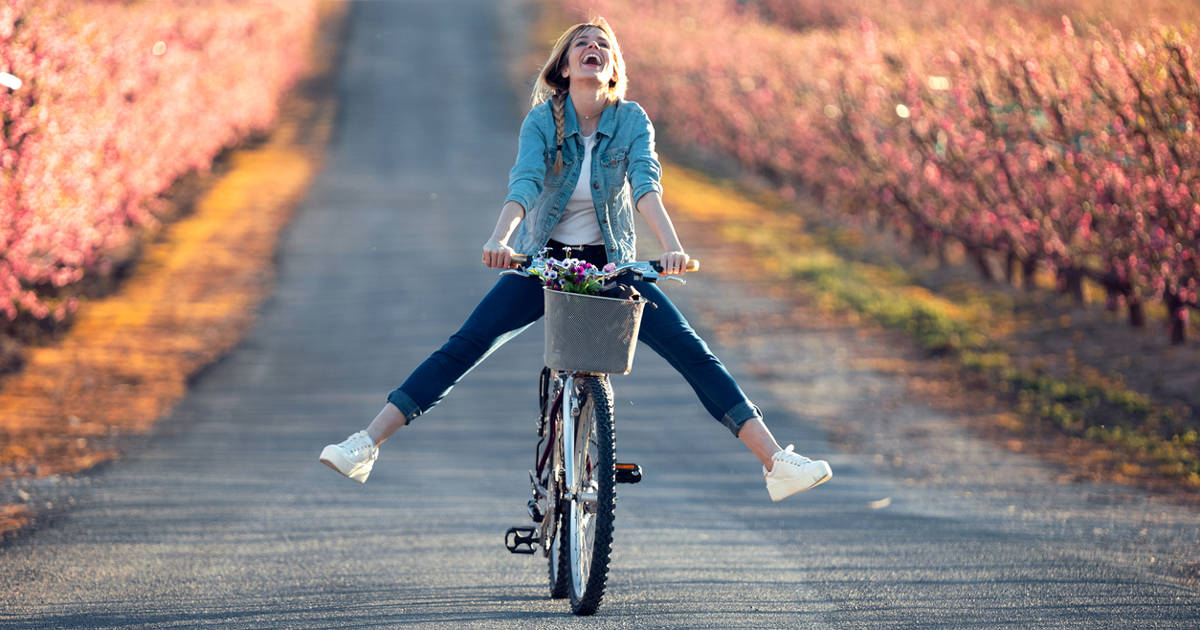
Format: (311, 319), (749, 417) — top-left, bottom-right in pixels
(344, 433), (376, 457)
(774, 444), (813, 466)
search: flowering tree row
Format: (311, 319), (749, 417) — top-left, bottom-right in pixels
(744, 0), (1195, 35)
(0, 0), (317, 324)
(569, 0), (1200, 343)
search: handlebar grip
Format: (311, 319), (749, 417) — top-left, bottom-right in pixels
(650, 259), (701, 273)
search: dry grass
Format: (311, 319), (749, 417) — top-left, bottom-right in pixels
(0, 148), (318, 478)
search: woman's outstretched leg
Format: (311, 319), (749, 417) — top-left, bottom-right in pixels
(315, 403), (408, 483)
(320, 274), (544, 482)
(367, 402), (408, 445)
(738, 416), (832, 500)
(634, 281), (832, 500)
(737, 417), (782, 469)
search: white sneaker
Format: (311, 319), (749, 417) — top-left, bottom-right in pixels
(764, 445), (832, 501)
(319, 430), (378, 483)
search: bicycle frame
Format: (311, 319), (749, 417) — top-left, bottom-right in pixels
(503, 254), (696, 615)
(530, 368), (599, 551)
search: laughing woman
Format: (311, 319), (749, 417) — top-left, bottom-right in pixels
(319, 17), (832, 501)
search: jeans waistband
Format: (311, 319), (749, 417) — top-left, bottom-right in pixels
(545, 239), (607, 268)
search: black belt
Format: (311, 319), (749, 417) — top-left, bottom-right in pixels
(545, 239), (607, 268)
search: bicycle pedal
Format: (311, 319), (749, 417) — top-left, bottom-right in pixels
(615, 462), (642, 484)
(504, 526), (539, 554)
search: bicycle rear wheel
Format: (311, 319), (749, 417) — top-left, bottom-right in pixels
(564, 375), (616, 616)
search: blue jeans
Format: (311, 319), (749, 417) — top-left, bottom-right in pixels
(386, 274), (761, 436)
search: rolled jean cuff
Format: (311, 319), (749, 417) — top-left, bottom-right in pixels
(386, 388), (423, 423)
(720, 401), (762, 437)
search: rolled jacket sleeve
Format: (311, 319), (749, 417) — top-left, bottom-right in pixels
(626, 103), (663, 204)
(505, 107), (551, 212)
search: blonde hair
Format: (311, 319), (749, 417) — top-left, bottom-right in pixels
(530, 18), (627, 173)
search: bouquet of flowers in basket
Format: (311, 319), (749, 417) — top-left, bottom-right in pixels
(526, 250), (618, 295)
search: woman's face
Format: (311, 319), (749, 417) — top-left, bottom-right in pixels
(560, 27), (614, 86)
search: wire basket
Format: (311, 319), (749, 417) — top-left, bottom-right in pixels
(543, 288), (646, 374)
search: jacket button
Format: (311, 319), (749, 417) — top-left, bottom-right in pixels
(592, 182), (599, 189)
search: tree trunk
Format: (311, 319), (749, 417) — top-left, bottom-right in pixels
(1167, 294), (1187, 345)
(971, 248), (995, 281)
(1105, 289), (1119, 311)
(1129, 299), (1145, 328)
(1021, 258), (1038, 291)
(1006, 251), (1020, 286)
(1102, 270), (1125, 312)
(1060, 268), (1085, 304)
(919, 235), (938, 262)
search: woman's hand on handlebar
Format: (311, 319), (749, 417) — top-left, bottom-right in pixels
(482, 239), (517, 269)
(658, 250), (692, 276)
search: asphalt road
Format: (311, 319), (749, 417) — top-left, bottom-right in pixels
(2, 1), (1199, 628)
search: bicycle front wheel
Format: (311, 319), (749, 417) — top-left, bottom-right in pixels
(564, 375), (616, 616)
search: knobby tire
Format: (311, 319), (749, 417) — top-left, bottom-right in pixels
(566, 375), (616, 616)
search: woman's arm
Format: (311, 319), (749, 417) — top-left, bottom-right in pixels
(487, 105), (551, 269)
(623, 104), (685, 273)
(626, 103), (664, 209)
(636, 191), (690, 275)
(505, 107), (551, 221)
(482, 200), (525, 269)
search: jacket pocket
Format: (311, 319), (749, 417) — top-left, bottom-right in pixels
(600, 148), (628, 169)
(600, 148), (628, 185)
(543, 149), (571, 186)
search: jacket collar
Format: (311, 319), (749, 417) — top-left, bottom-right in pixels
(563, 93), (618, 139)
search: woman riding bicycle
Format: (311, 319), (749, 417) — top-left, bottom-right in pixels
(320, 17), (831, 502)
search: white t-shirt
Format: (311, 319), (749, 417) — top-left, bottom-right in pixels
(550, 131), (604, 246)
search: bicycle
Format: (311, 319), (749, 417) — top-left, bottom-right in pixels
(502, 254), (698, 616)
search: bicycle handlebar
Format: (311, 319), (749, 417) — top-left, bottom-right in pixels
(501, 254), (698, 283)
(508, 254), (700, 274)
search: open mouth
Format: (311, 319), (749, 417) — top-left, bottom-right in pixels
(582, 52), (603, 68)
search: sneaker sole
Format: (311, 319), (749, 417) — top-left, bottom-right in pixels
(767, 463), (832, 502)
(319, 446), (370, 483)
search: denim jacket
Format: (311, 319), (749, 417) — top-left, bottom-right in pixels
(505, 95), (663, 264)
